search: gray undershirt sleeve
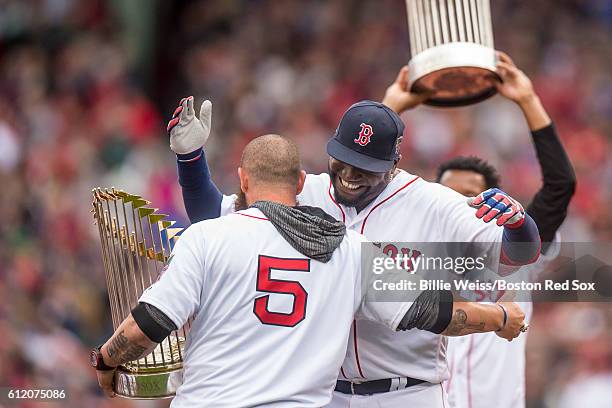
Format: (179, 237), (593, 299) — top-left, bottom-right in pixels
(397, 290), (453, 334)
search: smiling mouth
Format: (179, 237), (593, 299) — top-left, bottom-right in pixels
(337, 176), (365, 193)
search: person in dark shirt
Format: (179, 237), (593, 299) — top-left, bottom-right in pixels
(434, 52), (575, 408)
(436, 52), (576, 253)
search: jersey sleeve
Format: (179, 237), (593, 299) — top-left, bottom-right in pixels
(139, 224), (206, 329)
(359, 300), (415, 331)
(435, 184), (504, 243)
(296, 173), (330, 205)
(220, 194), (238, 216)
(351, 232), (418, 331)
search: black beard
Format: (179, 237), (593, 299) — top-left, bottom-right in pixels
(328, 166), (370, 209)
(235, 189), (248, 211)
(332, 182), (371, 208)
(328, 164), (393, 211)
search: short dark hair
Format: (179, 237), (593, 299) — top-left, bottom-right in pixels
(436, 156), (500, 189)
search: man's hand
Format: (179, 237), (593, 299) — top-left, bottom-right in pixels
(96, 369), (116, 398)
(381, 66), (431, 114)
(495, 302), (526, 341)
(495, 50), (552, 130)
(93, 314), (158, 398)
(495, 51), (536, 105)
(167, 96), (212, 155)
(468, 188), (526, 228)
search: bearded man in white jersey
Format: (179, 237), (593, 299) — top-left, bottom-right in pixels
(167, 66), (541, 406)
(91, 135), (527, 407)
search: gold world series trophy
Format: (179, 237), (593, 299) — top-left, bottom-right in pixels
(92, 188), (188, 399)
(406, 0), (498, 107)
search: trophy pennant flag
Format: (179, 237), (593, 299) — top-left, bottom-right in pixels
(92, 187), (188, 399)
(406, 0), (498, 107)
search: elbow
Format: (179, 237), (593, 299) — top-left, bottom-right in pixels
(501, 215), (541, 266)
(566, 176), (577, 198)
(542, 174), (577, 201)
(559, 172), (577, 198)
(397, 290), (453, 334)
(131, 303), (177, 344)
(549, 177), (576, 209)
(126, 314), (157, 345)
(501, 241), (541, 266)
(554, 168), (577, 197)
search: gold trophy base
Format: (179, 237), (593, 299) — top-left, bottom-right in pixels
(408, 42), (500, 107)
(113, 336), (185, 399)
(114, 366), (183, 399)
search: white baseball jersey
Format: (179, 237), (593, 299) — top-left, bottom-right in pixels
(445, 235), (560, 408)
(139, 207), (416, 407)
(220, 171), (504, 384)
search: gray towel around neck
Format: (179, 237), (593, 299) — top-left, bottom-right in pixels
(251, 201), (346, 263)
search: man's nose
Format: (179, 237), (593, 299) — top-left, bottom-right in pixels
(341, 165), (361, 181)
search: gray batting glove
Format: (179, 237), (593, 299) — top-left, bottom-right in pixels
(167, 96), (212, 155)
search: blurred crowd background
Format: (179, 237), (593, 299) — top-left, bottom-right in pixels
(0, 0), (611, 407)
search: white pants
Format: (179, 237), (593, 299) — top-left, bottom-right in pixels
(325, 382), (448, 408)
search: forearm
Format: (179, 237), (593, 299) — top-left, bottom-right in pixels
(442, 302), (503, 336)
(380, 66), (430, 114)
(518, 94), (551, 131)
(526, 124), (576, 247)
(177, 148), (223, 223)
(381, 96), (403, 114)
(101, 314), (157, 367)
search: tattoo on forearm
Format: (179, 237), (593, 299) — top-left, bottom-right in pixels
(445, 309), (486, 336)
(106, 330), (147, 366)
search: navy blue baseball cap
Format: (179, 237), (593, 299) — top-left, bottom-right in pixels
(326, 100), (405, 173)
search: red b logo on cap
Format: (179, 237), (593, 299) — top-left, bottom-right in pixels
(354, 123), (374, 146)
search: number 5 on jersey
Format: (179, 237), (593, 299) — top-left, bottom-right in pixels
(253, 255), (310, 327)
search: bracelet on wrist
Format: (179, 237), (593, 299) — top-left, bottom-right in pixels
(496, 304), (508, 332)
(90, 345), (117, 371)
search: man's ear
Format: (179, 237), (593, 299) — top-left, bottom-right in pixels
(296, 170), (307, 196)
(238, 167), (248, 193)
(390, 154), (402, 174)
(394, 154), (402, 169)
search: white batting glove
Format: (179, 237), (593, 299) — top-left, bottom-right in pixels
(167, 96), (212, 155)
